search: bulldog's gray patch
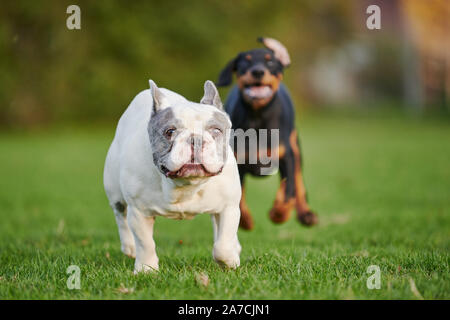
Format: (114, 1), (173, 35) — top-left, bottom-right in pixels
(207, 111), (231, 162)
(209, 111), (230, 131)
(148, 108), (182, 170)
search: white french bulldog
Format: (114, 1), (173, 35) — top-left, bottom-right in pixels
(103, 80), (242, 273)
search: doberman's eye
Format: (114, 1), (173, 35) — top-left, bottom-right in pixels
(164, 127), (176, 139)
(238, 59), (250, 69)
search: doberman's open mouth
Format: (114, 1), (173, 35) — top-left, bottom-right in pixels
(243, 83), (273, 100)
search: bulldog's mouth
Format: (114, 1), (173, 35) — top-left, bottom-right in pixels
(243, 83), (274, 100)
(161, 164), (222, 179)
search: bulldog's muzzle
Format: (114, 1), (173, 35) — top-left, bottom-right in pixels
(162, 163), (223, 178)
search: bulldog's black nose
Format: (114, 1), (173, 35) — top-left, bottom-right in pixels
(189, 135), (202, 148)
(251, 68), (265, 79)
(188, 135), (203, 163)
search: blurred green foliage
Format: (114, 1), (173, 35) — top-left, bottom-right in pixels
(4, 1), (447, 127)
(0, 0), (355, 127)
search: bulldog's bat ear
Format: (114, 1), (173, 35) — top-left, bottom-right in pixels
(258, 37), (291, 67)
(216, 54), (239, 87)
(149, 80), (170, 113)
(201, 80), (223, 110)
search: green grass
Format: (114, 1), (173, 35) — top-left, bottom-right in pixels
(0, 112), (449, 299)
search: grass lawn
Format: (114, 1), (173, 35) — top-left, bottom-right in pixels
(0, 111), (448, 299)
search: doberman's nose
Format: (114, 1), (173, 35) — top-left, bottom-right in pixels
(251, 68), (265, 79)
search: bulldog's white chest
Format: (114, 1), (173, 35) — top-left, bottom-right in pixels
(147, 182), (222, 219)
(156, 211), (198, 220)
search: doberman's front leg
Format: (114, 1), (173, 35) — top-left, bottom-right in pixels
(238, 171), (254, 230)
(289, 130), (318, 226)
(269, 148), (296, 224)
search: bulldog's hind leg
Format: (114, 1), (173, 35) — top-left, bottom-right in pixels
(112, 201), (136, 258)
(104, 144), (136, 257)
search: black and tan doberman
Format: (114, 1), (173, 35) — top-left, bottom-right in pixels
(217, 37), (318, 230)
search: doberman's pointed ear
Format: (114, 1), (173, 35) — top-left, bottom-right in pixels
(216, 54), (240, 87)
(258, 37), (291, 67)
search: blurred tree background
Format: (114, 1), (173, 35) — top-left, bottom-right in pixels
(0, 0), (448, 128)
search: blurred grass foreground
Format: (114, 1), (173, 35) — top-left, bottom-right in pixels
(0, 113), (448, 299)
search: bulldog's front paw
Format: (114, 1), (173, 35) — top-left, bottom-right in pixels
(121, 242), (136, 258)
(235, 240), (242, 256)
(133, 259), (159, 274)
(213, 243), (240, 269)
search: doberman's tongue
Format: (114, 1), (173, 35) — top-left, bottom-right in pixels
(244, 86), (273, 99)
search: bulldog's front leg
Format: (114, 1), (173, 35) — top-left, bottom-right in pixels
(212, 206), (241, 269)
(127, 206), (159, 273)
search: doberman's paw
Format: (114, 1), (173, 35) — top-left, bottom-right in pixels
(269, 196), (295, 224)
(269, 206), (291, 224)
(239, 211), (254, 230)
(297, 210), (318, 226)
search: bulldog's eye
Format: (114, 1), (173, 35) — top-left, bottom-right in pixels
(164, 127), (176, 139)
(266, 60), (275, 67)
(210, 127), (222, 137)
